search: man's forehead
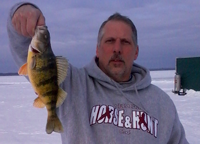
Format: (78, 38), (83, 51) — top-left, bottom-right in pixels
(103, 21), (132, 34)
(103, 22), (132, 39)
(104, 20), (131, 29)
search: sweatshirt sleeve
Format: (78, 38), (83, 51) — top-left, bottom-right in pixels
(7, 2), (39, 69)
(167, 108), (189, 144)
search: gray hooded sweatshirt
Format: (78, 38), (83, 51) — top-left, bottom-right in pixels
(7, 2), (189, 144)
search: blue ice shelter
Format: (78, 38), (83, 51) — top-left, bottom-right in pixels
(172, 56), (200, 95)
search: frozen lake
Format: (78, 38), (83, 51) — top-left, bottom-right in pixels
(0, 70), (199, 144)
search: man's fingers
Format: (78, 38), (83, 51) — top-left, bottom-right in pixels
(20, 16), (29, 37)
(12, 12), (22, 35)
(26, 12), (45, 37)
(12, 19), (20, 34)
(12, 5), (45, 37)
(37, 14), (45, 26)
(26, 8), (39, 37)
(26, 15), (37, 37)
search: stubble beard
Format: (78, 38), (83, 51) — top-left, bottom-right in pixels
(106, 54), (127, 82)
(106, 64), (126, 82)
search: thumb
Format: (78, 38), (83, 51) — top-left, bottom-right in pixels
(37, 14), (45, 26)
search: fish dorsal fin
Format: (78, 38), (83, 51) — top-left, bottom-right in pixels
(33, 97), (45, 108)
(56, 87), (67, 107)
(56, 56), (68, 85)
(18, 63), (28, 76)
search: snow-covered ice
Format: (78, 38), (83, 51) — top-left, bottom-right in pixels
(0, 70), (199, 144)
(0, 76), (61, 144)
(151, 70), (200, 144)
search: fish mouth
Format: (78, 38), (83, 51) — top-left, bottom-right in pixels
(31, 46), (40, 54)
(37, 25), (48, 31)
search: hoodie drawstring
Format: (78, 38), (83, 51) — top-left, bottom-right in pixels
(134, 85), (148, 113)
(112, 79), (148, 113)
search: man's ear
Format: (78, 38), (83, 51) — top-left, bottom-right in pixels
(134, 46), (139, 60)
(96, 45), (99, 58)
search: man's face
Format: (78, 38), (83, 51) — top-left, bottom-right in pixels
(96, 20), (139, 82)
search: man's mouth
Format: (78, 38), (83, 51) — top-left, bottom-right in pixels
(109, 54), (125, 64)
(110, 59), (125, 66)
(112, 59), (123, 62)
(110, 58), (124, 63)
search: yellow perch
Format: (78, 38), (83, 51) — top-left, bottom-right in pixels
(18, 26), (68, 134)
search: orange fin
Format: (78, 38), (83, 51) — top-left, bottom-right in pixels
(46, 115), (63, 134)
(18, 63), (28, 76)
(33, 97), (45, 108)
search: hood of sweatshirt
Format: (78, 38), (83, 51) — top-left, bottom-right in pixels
(85, 57), (151, 91)
(85, 57), (152, 112)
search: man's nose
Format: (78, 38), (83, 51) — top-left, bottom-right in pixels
(113, 39), (122, 54)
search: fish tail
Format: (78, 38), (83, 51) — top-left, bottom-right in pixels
(46, 114), (63, 134)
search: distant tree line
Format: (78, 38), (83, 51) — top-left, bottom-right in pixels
(0, 73), (18, 76)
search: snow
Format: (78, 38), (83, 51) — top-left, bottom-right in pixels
(0, 70), (199, 143)
(151, 70), (200, 144)
(0, 76), (61, 144)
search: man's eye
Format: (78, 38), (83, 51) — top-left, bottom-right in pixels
(122, 40), (130, 44)
(106, 39), (114, 43)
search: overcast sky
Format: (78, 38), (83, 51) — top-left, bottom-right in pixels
(0, 0), (200, 73)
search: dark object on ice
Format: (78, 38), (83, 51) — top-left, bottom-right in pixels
(172, 56), (200, 96)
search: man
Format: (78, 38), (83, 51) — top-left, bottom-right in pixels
(7, 2), (189, 144)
